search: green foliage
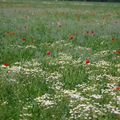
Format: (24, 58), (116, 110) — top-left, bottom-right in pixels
(0, 1), (120, 120)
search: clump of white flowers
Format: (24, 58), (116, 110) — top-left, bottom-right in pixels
(69, 103), (104, 120)
(95, 60), (111, 68)
(94, 50), (110, 58)
(45, 72), (62, 82)
(25, 45), (37, 49)
(20, 104), (33, 120)
(19, 59), (46, 77)
(9, 66), (22, 73)
(91, 94), (102, 99)
(34, 93), (56, 108)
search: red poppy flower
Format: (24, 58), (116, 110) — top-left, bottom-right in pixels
(112, 37), (116, 40)
(113, 87), (120, 90)
(86, 59), (90, 64)
(47, 51), (52, 56)
(116, 50), (120, 54)
(3, 63), (10, 67)
(69, 35), (75, 40)
(22, 38), (26, 42)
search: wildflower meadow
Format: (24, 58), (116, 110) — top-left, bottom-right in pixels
(0, 1), (120, 120)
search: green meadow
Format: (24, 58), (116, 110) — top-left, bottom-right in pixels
(0, 1), (120, 120)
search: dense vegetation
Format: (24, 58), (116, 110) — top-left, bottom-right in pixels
(0, 1), (120, 120)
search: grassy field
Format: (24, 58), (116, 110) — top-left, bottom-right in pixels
(0, 1), (120, 120)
